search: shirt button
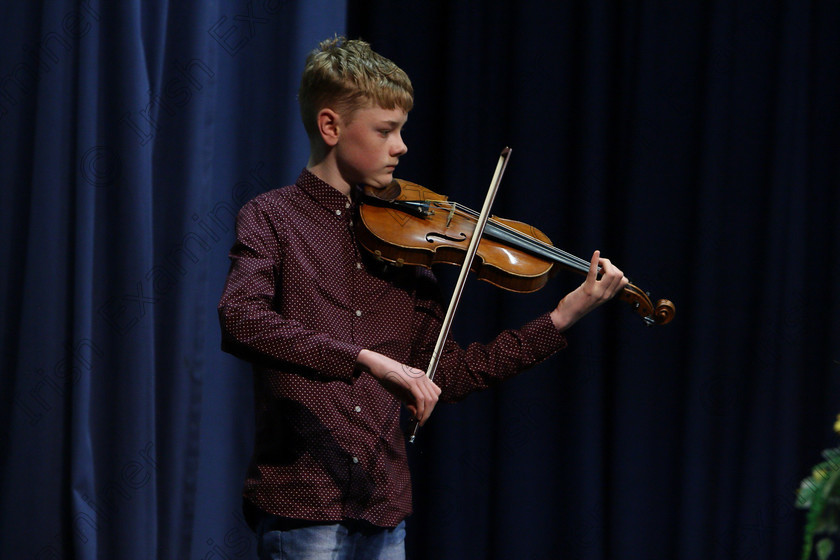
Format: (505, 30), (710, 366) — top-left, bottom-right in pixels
(356, 262), (362, 269)
(354, 405), (361, 413)
(352, 456), (359, 464)
(335, 209), (342, 216)
(355, 310), (362, 317)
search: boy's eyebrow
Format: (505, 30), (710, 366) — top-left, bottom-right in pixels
(379, 118), (407, 127)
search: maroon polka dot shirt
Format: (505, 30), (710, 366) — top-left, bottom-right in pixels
(218, 169), (567, 528)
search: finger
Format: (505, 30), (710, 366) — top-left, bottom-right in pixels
(610, 269), (629, 295)
(587, 250), (601, 283)
(415, 380), (436, 425)
(418, 397), (437, 425)
(412, 384), (427, 424)
(416, 378), (441, 425)
(597, 259), (627, 297)
(598, 257), (617, 278)
(596, 258), (616, 285)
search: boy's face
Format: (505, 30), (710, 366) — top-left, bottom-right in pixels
(334, 106), (408, 189)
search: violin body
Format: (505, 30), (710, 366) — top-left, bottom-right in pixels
(357, 179), (557, 293)
(357, 179), (675, 326)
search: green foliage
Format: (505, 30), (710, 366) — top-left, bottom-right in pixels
(797, 423), (840, 560)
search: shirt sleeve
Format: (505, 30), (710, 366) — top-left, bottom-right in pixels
(408, 269), (568, 402)
(217, 196), (363, 381)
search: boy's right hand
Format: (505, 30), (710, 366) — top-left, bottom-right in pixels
(356, 349), (441, 425)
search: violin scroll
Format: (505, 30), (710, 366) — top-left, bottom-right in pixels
(618, 283), (676, 326)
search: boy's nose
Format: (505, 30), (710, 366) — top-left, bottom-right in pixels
(393, 135), (408, 156)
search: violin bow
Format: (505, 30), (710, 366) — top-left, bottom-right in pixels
(408, 147), (512, 443)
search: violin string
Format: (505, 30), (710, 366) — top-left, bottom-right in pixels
(439, 201), (592, 272)
(445, 202), (588, 269)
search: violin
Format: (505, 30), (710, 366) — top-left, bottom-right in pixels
(357, 178), (675, 327)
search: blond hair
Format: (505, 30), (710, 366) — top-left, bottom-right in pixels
(298, 36), (414, 138)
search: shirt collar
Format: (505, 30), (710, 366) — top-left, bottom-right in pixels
(296, 169), (355, 213)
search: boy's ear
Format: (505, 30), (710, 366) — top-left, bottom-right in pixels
(317, 108), (341, 147)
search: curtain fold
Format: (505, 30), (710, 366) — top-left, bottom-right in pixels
(1, 2), (346, 558)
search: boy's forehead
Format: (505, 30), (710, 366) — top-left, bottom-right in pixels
(353, 106), (408, 124)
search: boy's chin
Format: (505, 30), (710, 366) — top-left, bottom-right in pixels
(360, 176), (401, 201)
(363, 173), (396, 189)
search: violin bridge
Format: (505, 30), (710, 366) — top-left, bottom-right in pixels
(446, 203), (456, 228)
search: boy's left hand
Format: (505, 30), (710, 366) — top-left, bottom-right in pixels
(549, 250), (629, 331)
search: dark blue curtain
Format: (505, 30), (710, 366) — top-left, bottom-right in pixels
(347, 2), (840, 559)
(1, 1), (345, 558)
(2, 1), (839, 559)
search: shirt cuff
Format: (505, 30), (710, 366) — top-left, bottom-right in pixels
(320, 340), (366, 381)
(519, 312), (569, 362)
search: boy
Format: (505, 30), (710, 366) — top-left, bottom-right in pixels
(218, 36), (627, 559)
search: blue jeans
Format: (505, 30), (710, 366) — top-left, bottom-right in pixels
(255, 514), (406, 560)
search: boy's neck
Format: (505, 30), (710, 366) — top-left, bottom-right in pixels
(307, 159), (353, 199)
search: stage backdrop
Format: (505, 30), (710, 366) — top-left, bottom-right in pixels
(2, 1), (839, 559)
